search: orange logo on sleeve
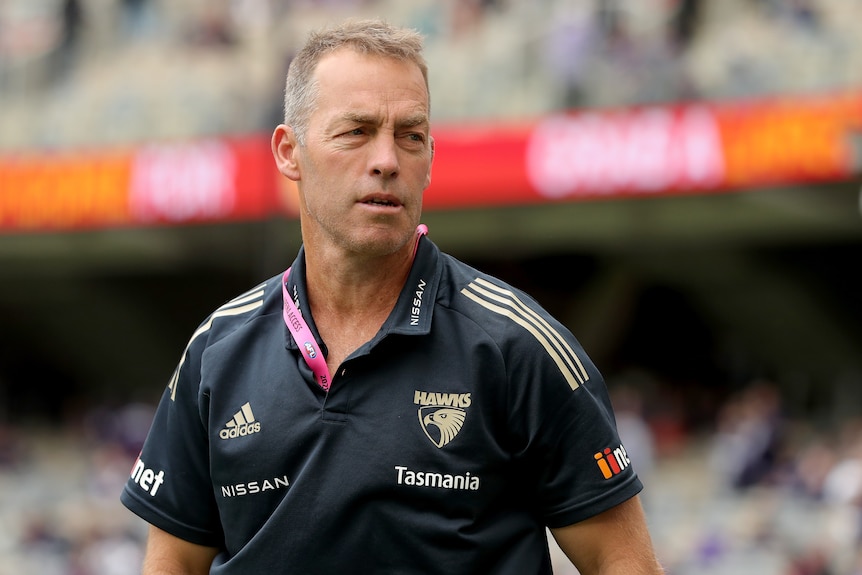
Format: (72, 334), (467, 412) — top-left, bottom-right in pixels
(594, 444), (631, 480)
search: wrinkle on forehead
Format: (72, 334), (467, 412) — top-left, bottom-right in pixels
(312, 57), (429, 134)
(340, 109), (429, 129)
(315, 51), (428, 104)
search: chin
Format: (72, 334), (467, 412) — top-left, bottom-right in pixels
(353, 229), (413, 257)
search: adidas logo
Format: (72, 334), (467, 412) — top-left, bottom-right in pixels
(219, 402), (261, 440)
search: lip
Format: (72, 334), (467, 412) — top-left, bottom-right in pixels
(358, 193), (403, 208)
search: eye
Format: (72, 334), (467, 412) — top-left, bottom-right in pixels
(399, 132), (426, 146)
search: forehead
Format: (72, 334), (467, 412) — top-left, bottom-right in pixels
(312, 48), (429, 118)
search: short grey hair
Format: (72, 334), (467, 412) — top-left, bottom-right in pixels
(282, 18), (429, 145)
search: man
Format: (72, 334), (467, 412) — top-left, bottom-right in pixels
(121, 18), (664, 574)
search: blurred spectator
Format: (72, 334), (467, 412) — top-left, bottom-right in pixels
(61, 0), (84, 50)
(0, 423), (24, 468)
(73, 529), (144, 575)
(3, 0), (862, 149)
(669, 0), (702, 51)
(785, 547), (833, 575)
(820, 419), (862, 558)
(119, 0), (160, 40)
(186, 2), (238, 48)
(821, 418), (862, 507)
(542, 2), (600, 108)
(709, 379), (786, 490)
(611, 383), (656, 480)
(50, 0), (85, 85)
(787, 435), (839, 500)
(449, 0), (486, 40)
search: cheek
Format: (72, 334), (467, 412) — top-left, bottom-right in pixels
(300, 185), (327, 215)
(296, 157), (335, 209)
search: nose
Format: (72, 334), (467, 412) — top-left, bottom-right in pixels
(369, 134), (399, 179)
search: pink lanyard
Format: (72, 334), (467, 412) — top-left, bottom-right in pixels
(282, 224), (428, 392)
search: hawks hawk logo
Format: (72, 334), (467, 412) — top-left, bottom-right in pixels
(419, 407), (466, 448)
(413, 391), (471, 448)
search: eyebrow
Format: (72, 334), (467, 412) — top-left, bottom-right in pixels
(342, 111), (429, 128)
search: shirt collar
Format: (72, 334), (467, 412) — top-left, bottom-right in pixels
(282, 236), (441, 352)
(384, 235), (439, 336)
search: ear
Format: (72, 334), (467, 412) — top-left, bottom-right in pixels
(271, 124), (301, 181)
(424, 135), (435, 189)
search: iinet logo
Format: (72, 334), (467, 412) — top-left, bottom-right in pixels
(594, 444), (632, 480)
(130, 455), (165, 496)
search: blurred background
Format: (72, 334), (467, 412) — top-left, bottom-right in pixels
(1, 0), (861, 573)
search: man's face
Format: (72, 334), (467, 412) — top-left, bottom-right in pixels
(292, 49), (433, 258)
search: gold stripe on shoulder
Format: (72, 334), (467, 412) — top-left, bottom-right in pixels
(461, 278), (588, 391)
(168, 291), (265, 401)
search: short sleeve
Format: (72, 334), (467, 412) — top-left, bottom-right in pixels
(502, 311), (643, 528)
(532, 371), (643, 528)
(120, 337), (224, 547)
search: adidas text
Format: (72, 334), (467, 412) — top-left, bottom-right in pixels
(220, 421), (261, 440)
(220, 402), (261, 440)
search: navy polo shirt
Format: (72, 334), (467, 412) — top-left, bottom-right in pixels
(121, 237), (642, 574)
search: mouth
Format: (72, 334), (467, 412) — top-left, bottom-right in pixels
(360, 195), (402, 208)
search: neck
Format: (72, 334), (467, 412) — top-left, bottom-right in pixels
(302, 244), (415, 373)
(305, 244), (413, 316)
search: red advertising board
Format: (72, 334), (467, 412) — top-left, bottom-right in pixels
(127, 137), (275, 225)
(1, 91), (860, 232)
(427, 91), (862, 207)
(0, 137), (279, 232)
(0, 149), (133, 231)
